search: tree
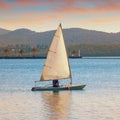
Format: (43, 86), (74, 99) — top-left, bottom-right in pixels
(4, 48), (9, 56)
(19, 49), (24, 56)
(71, 50), (76, 56)
(31, 47), (38, 56)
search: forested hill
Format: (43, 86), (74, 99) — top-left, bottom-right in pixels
(0, 28), (120, 46)
(0, 27), (120, 56)
(0, 28), (11, 35)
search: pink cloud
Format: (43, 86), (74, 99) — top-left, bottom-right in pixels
(0, 1), (11, 9)
(15, 0), (44, 6)
(0, 0), (120, 25)
(56, 0), (120, 14)
(0, 0), (49, 9)
(0, 0), (120, 13)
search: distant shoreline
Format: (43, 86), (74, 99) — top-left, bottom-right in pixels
(83, 56), (120, 59)
(0, 56), (46, 59)
(0, 56), (82, 59)
(0, 56), (120, 59)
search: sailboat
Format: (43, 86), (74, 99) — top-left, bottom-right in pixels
(31, 24), (86, 91)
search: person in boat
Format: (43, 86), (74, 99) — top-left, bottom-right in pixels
(53, 79), (59, 87)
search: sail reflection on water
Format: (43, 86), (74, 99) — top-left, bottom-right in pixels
(41, 92), (71, 120)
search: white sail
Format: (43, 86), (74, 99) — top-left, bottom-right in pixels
(40, 24), (71, 81)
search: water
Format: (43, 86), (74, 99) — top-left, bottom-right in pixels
(0, 58), (120, 120)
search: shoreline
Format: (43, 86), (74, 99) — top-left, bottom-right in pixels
(0, 56), (120, 59)
(0, 56), (82, 59)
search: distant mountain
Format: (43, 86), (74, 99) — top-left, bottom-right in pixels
(0, 27), (120, 56)
(0, 28), (52, 46)
(0, 28), (120, 46)
(0, 28), (11, 35)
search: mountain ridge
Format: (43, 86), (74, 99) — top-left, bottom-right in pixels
(0, 28), (11, 35)
(0, 27), (120, 46)
(0, 27), (120, 56)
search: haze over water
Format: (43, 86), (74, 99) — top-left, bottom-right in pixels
(0, 58), (120, 120)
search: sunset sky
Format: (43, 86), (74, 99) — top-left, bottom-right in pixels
(0, 0), (120, 33)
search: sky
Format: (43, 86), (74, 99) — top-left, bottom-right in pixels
(0, 0), (120, 33)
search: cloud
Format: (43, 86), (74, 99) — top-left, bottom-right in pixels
(1, 0), (119, 26)
(0, 1), (11, 9)
(0, 0), (120, 32)
(0, 0), (120, 14)
(93, 0), (120, 13)
(15, 0), (44, 6)
(55, 0), (120, 14)
(0, 0), (45, 10)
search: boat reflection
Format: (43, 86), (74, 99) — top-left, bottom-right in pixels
(41, 92), (71, 120)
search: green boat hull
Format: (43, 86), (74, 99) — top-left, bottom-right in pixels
(31, 84), (86, 91)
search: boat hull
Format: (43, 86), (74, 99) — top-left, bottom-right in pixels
(31, 84), (86, 91)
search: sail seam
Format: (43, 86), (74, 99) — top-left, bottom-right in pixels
(48, 50), (56, 53)
(44, 64), (51, 68)
(55, 35), (59, 38)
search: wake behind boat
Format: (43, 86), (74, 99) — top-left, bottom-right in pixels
(31, 24), (86, 91)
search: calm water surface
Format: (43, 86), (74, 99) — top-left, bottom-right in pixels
(0, 58), (120, 120)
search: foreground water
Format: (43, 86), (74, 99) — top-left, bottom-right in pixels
(0, 58), (120, 120)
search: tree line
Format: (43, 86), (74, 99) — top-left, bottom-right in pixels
(0, 44), (80, 57)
